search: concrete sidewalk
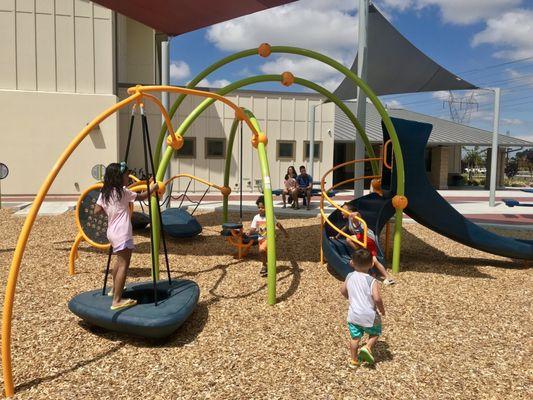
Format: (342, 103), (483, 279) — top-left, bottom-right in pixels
(4, 189), (532, 228)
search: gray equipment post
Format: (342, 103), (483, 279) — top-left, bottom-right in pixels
(308, 103), (316, 180)
(161, 39), (171, 208)
(354, 0), (369, 198)
(489, 87), (501, 207)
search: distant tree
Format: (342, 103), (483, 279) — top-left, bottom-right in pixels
(505, 157), (519, 180)
(463, 146), (485, 180)
(515, 148), (533, 176)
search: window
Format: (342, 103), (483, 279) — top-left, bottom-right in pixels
(174, 137), (196, 158)
(276, 140), (296, 160)
(303, 141), (322, 161)
(205, 138), (226, 158)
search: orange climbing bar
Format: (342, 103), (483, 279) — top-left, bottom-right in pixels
(383, 139), (393, 170)
(163, 173), (230, 195)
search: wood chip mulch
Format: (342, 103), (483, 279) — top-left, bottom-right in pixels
(0, 208), (531, 399)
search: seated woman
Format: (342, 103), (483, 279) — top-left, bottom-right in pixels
(282, 165), (298, 208)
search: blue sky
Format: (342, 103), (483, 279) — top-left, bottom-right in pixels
(168, 0), (533, 143)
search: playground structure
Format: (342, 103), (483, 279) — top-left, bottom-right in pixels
(2, 43), (410, 396)
(4, 41), (530, 397)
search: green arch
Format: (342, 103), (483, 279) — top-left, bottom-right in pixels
(157, 74), (379, 176)
(155, 46), (407, 284)
(159, 45), (405, 197)
(154, 45), (396, 177)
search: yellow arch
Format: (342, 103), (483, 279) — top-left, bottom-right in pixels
(1, 85), (263, 397)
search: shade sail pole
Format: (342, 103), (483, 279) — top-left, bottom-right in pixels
(354, 0), (368, 197)
(161, 38), (171, 208)
(489, 87), (501, 207)
(308, 103), (316, 179)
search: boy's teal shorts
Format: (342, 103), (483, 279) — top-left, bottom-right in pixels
(348, 322), (382, 339)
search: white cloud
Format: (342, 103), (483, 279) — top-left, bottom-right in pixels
(432, 90), (451, 101)
(206, 0), (357, 58)
(515, 133), (533, 142)
(378, 0), (411, 12)
(321, 77), (344, 92)
(472, 9), (533, 59)
(469, 109), (494, 122)
(205, 0), (358, 90)
(502, 118), (524, 125)
(197, 78), (232, 89)
(378, 0), (522, 25)
(169, 61), (191, 82)
(385, 99), (403, 109)
(432, 90), (493, 106)
(505, 68), (533, 88)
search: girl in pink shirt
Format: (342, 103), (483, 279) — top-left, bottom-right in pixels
(94, 162), (158, 310)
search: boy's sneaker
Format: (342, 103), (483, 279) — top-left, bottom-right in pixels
(383, 278), (396, 286)
(348, 359), (359, 369)
(260, 266), (268, 276)
(358, 346), (375, 364)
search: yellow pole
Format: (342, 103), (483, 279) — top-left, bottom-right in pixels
(1, 93), (140, 397)
(68, 233), (84, 276)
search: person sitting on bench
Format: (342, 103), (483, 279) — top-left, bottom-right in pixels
(294, 165), (313, 210)
(282, 165), (298, 208)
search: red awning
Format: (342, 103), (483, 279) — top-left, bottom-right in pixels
(92, 0), (298, 36)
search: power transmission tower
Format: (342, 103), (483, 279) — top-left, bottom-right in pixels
(443, 91), (479, 124)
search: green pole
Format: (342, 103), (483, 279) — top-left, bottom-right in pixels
(392, 209), (403, 274)
(222, 119), (240, 223)
(243, 110), (276, 305)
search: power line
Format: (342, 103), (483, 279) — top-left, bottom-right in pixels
(477, 72), (533, 87)
(457, 62), (533, 81)
(457, 56), (533, 75)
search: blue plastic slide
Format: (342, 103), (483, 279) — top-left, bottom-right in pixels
(322, 117), (532, 278)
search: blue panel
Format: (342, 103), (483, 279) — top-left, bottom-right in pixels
(161, 208), (202, 238)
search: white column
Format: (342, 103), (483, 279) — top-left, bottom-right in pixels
(161, 39), (171, 208)
(489, 87), (501, 207)
(354, 0), (368, 198)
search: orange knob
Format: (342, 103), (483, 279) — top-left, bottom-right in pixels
(392, 195), (408, 210)
(258, 43), (272, 58)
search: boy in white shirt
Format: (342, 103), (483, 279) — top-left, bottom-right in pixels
(340, 248), (386, 368)
(249, 196), (288, 276)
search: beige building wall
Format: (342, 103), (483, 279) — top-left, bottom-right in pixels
(1, 0), (334, 196)
(429, 146), (449, 189)
(0, 1), (164, 195)
(448, 145), (462, 174)
(0, 0), (114, 93)
(116, 14), (161, 85)
(117, 89), (334, 193)
(0, 90), (118, 194)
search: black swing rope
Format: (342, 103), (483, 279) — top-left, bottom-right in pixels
(239, 120), (243, 221)
(102, 103), (172, 303)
